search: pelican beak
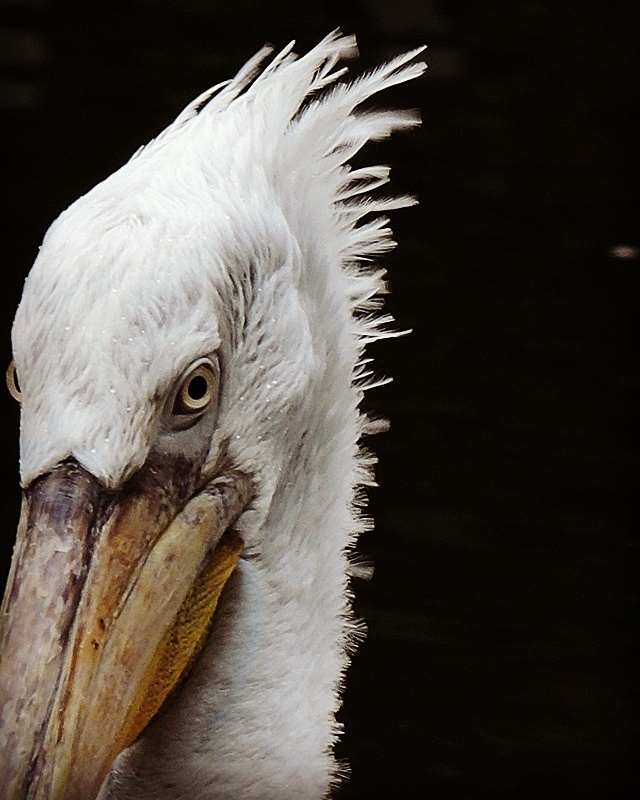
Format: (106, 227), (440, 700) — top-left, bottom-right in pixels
(0, 458), (252, 800)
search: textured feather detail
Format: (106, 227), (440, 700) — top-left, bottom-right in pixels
(130, 30), (425, 337)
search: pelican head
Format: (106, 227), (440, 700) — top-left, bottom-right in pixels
(0, 32), (425, 800)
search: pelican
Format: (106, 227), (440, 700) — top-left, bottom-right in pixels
(0, 32), (425, 799)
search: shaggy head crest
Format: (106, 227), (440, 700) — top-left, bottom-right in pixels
(110, 29), (426, 311)
(136, 31), (425, 270)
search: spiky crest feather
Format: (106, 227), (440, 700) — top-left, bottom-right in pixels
(132, 30), (425, 325)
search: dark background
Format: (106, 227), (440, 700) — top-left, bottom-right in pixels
(0, 1), (637, 798)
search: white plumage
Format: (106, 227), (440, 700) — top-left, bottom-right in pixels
(0, 32), (425, 800)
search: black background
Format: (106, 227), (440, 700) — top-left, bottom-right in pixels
(0, 1), (638, 798)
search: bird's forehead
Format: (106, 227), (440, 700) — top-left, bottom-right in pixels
(13, 207), (223, 487)
(15, 203), (222, 374)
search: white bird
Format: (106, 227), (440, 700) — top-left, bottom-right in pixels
(0, 32), (425, 800)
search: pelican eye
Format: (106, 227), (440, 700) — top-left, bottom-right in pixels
(6, 361), (21, 404)
(172, 361), (217, 417)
